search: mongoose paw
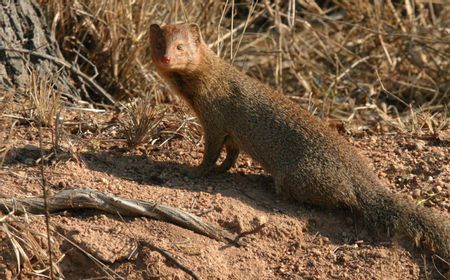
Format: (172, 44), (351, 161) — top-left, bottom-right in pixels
(211, 165), (228, 175)
(274, 184), (283, 196)
(184, 166), (207, 179)
(274, 184), (294, 201)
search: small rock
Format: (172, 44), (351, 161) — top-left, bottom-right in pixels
(427, 176), (434, 182)
(100, 177), (109, 184)
(433, 185), (442, 193)
(190, 152), (199, 159)
(229, 215), (246, 234)
(310, 248), (321, 257)
(337, 253), (351, 263)
(371, 250), (388, 258)
(412, 189), (421, 199)
(307, 259), (315, 267)
(251, 215), (268, 228)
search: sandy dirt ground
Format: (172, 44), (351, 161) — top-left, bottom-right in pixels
(1, 110), (449, 280)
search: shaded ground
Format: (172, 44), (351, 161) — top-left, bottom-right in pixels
(0, 110), (449, 279)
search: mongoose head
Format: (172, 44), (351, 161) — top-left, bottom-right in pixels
(150, 23), (204, 72)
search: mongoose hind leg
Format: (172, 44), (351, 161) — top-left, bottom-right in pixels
(274, 171), (349, 208)
(274, 173), (299, 202)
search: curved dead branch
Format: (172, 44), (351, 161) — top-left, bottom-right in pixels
(0, 188), (243, 246)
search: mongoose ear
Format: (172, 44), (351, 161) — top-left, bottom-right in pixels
(189, 23), (203, 44)
(150, 24), (161, 37)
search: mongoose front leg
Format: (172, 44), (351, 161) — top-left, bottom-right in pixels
(213, 137), (239, 174)
(186, 130), (225, 178)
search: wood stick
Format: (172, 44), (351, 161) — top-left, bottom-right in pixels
(0, 188), (243, 246)
(140, 240), (201, 280)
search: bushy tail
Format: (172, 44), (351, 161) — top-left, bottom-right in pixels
(355, 184), (450, 260)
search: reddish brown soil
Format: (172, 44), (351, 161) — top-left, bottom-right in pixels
(1, 110), (449, 280)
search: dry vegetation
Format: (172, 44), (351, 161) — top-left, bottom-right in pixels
(120, 93), (165, 149)
(25, 73), (61, 128)
(0, 92), (15, 166)
(39, 0), (449, 132)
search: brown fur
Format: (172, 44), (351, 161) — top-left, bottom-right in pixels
(150, 23), (450, 261)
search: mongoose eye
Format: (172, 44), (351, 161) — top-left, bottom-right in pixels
(177, 44), (184, 51)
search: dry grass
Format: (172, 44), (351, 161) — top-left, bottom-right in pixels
(41, 0), (163, 101)
(26, 73), (61, 128)
(40, 0), (449, 132)
(120, 92), (164, 149)
(0, 91), (15, 166)
(0, 214), (62, 278)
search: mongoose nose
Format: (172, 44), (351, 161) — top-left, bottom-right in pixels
(161, 56), (171, 64)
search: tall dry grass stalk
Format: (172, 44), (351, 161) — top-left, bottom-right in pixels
(26, 73), (61, 128)
(41, 0), (449, 131)
(0, 91), (15, 166)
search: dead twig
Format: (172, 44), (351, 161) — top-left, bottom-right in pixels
(0, 188), (243, 246)
(140, 240), (201, 280)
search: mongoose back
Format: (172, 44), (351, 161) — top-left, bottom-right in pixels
(150, 23), (450, 261)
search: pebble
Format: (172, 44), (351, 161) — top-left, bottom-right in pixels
(310, 248), (321, 257)
(97, 177), (109, 184)
(231, 215), (246, 234)
(337, 253), (352, 263)
(412, 189), (421, 199)
(433, 185), (442, 193)
(251, 215), (268, 228)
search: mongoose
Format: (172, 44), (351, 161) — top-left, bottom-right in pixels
(150, 23), (450, 261)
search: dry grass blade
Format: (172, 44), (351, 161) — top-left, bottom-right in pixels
(121, 93), (164, 149)
(26, 72), (61, 128)
(0, 214), (62, 278)
(0, 121), (16, 167)
(0, 91), (16, 166)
